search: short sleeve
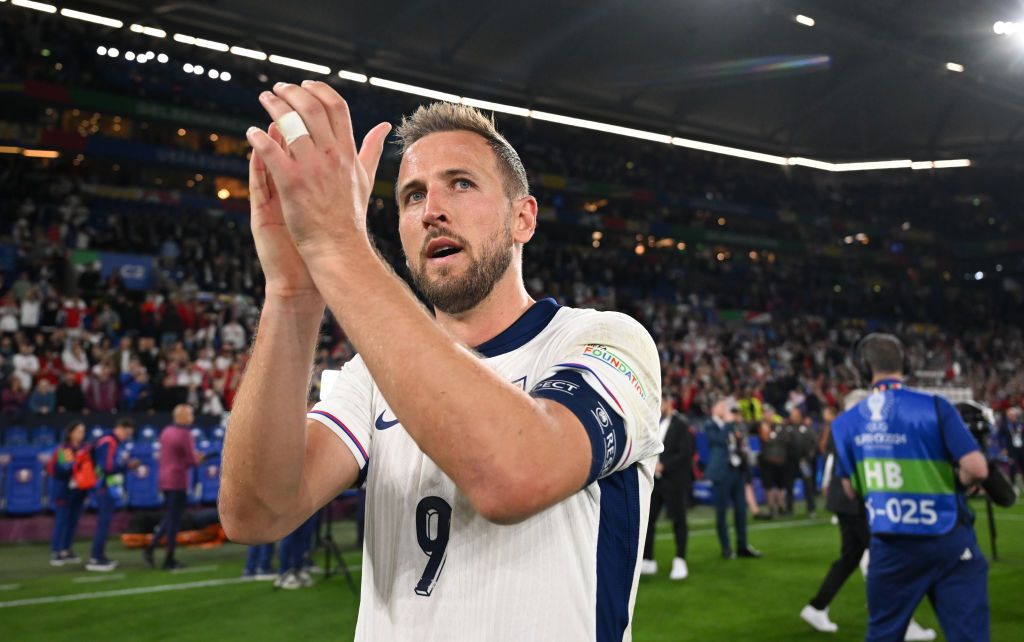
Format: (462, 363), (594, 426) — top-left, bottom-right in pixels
(307, 356), (374, 479)
(830, 411), (856, 481)
(531, 311), (662, 481)
(936, 397), (980, 462)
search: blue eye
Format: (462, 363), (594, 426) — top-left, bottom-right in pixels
(455, 179), (473, 189)
(408, 191), (425, 203)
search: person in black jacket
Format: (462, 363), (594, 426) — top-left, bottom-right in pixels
(641, 396), (695, 580)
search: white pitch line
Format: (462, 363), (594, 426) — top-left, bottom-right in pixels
(657, 518), (819, 540)
(72, 573), (126, 584)
(168, 564), (218, 575)
(0, 566), (364, 609)
(0, 577), (249, 609)
(993, 513), (1024, 521)
(0, 584), (20, 591)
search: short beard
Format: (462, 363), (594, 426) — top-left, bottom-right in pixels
(409, 217), (514, 315)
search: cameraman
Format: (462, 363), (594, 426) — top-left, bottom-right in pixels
(832, 334), (989, 642)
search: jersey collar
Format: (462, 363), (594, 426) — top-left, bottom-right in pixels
(474, 298), (561, 358)
(871, 378), (904, 392)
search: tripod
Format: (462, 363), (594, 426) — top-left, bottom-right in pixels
(313, 500), (357, 595)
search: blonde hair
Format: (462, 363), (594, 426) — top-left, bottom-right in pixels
(394, 102), (529, 199)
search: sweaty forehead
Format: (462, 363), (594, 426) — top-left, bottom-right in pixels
(398, 130), (499, 184)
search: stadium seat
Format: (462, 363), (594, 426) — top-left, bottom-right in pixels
(31, 426), (56, 447)
(3, 426), (30, 447)
(196, 450), (221, 504)
(90, 424), (109, 441)
(187, 439), (216, 506)
(4, 446), (44, 515)
(126, 442), (162, 509)
(136, 425), (157, 444)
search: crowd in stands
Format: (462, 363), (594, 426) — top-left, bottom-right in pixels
(2, 159), (1023, 435)
(2, 6), (1023, 441)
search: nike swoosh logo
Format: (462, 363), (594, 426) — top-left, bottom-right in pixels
(375, 411), (400, 431)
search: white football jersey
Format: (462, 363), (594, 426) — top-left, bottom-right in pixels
(308, 299), (663, 642)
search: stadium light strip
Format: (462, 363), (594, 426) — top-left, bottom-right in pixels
(24, 4), (974, 173)
(174, 33), (229, 52)
(459, 97), (530, 117)
(230, 45), (267, 61)
(130, 24), (166, 38)
(22, 148), (60, 158)
(672, 137), (788, 165)
(11, 0), (56, 13)
(268, 54), (330, 75)
(532, 110), (673, 144)
(369, 77), (460, 102)
(337, 69), (368, 83)
(60, 8), (121, 27)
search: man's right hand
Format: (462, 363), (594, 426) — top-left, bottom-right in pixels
(249, 122), (324, 307)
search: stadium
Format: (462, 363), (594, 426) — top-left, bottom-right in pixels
(1, 1), (1023, 640)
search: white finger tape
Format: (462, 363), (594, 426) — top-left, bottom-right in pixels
(277, 111), (310, 145)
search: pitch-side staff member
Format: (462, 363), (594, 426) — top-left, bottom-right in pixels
(832, 334), (989, 642)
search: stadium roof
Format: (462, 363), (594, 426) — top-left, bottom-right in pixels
(51, 0), (1024, 165)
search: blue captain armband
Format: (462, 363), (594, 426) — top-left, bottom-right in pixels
(530, 369), (627, 485)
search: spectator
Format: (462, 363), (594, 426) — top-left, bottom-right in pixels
(757, 419), (789, 518)
(11, 342), (39, 390)
(61, 340), (89, 380)
(200, 386), (225, 416)
(35, 349), (63, 386)
(10, 272), (32, 301)
(144, 404), (201, 570)
(48, 421), (88, 566)
(1000, 407), (1024, 488)
(243, 544), (276, 581)
(20, 287), (42, 330)
(82, 364), (120, 413)
(112, 336), (135, 375)
(221, 315), (246, 351)
(783, 409), (818, 517)
(0, 294), (18, 333)
(276, 517), (317, 590)
(87, 418), (139, 572)
(28, 377), (56, 414)
(2, 375), (29, 421)
(705, 398), (761, 559)
(121, 368), (153, 411)
(55, 370), (86, 413)
(641, 396), (695, 581)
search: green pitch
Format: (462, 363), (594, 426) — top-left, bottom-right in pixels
(1, 504), (1021, 641)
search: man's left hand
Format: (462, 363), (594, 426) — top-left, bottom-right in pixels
(247, 81), (391, 263)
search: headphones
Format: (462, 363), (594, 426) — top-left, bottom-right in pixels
(852, 333), (910, 383)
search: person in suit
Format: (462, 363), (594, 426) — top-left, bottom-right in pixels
(705, 398), (761, 559)
(999, 407), (1023, 488)
(641, 396), (695, 580)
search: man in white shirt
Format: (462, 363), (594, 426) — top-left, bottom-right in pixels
(12, 343), (40, 391)
(220, 318), (246, 351)
(221, 86), (662, 641)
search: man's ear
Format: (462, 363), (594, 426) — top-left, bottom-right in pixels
(512, 195), (538, 245)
